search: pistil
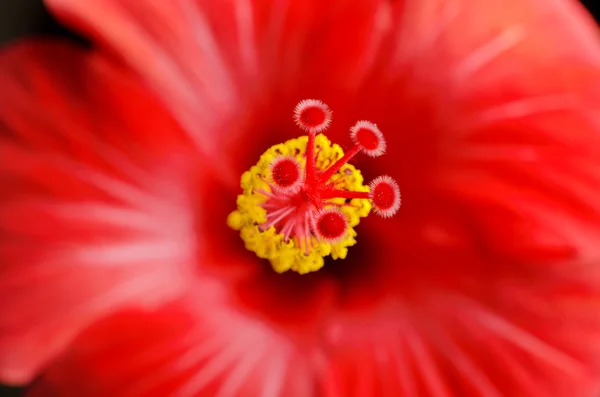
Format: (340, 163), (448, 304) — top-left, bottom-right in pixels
(227, 100), (401, 274)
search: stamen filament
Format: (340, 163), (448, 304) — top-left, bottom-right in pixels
(257, 188), (278, 199)
(281, 219), (295, 241)
(266, 205), (294, 220)
(305, 131), (318, 185)
(318, 145), (362, 183)
(321, 189), (370, 200)
(304, 212), (314, 254)
(262, 206), (295, 230)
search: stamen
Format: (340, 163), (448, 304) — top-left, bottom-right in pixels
(228, 100), (401, 274)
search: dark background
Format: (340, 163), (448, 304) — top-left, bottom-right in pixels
(0, 0), (599, 396)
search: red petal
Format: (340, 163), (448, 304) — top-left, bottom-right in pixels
(314, 3), (600, 393)
(26, 289), (600, 397)
(44, 0), (389, 181)
(0, 40), (198, 383)
(318, 289), (600, 396)
(27, 296), (320, 397)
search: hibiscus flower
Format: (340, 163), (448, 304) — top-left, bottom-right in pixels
(3, 0), (600, 395)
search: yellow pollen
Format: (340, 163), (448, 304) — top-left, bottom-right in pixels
(227, 134), (371, 274)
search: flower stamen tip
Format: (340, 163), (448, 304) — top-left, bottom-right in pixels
(313, 209), (348, 243)
(370, 176), (401, 218)
(350, 120), (386, 157)
(269, 156), (303, 194)
(294, 99), (332, 133)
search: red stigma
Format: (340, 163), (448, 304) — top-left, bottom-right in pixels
(314, 209), (348, 242)
(373, 184), (395, 208)
(302, 108), (325, 127)
(350, 120), (386, 157)
(269, 156), (303, 193)
(294, 99), (332, 133)
(370, 176), (401, 218)
(356, 128), (379, 150)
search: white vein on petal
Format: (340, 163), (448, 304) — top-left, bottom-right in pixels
(452, 175), (600, 259)
(214, 343), (266, 397)
(481, 93), (578, 124)
(392, 0), (461, 69)
(63, 0), (217, 155)
(457, 295), (586, 377)
(62, 239), (190, 267)
(63, 131), (157, 191)
(264, 0), (291, 68)
(7, 201), (170, 235)
(118, 333), (224, 397)
(82, 267), (188, 314)
(234, 0), (259, 80)
(257, 344), (289, 397)
(346, 1), (392, 91)
(178, 0), (239, 106)
(1, 145), (167, 212)
(173, 327), (232, 372)
(428, 321), (503, 397)
(388, 336), (418, 396)
(172, 328), (263, 397)
(452, 26), (526, 84)
(404, 323), (452, 397)
(488, 339), (543, 395)
(4, 66), (175, 194)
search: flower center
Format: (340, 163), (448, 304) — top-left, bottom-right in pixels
(227, 100), (401, 274)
